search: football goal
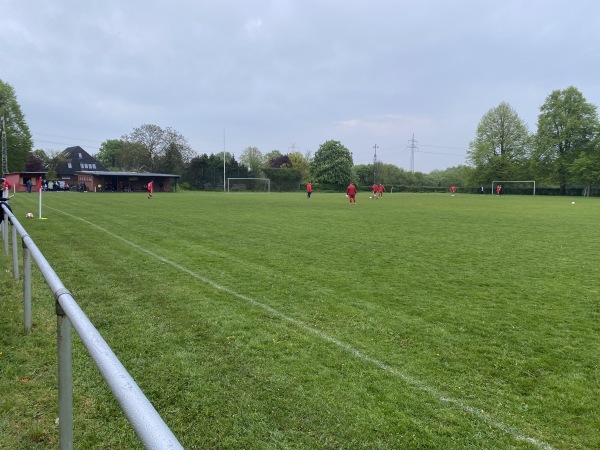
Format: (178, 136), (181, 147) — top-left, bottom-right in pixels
(491, 180), (536, 195)
(227, 178), (271, 193)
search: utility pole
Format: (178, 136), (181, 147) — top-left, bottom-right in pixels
(407, 133), (418, 173)
(373, 143), (378, 183)
(289, 143), (298, 153)
(1, 114), (7, 176)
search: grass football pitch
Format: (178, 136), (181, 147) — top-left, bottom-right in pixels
(1, 191), (599, 449)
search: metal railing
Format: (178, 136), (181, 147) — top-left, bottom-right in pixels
(1, 204), (183, 450)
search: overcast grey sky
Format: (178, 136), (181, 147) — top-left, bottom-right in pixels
(2, 0), (599, 173)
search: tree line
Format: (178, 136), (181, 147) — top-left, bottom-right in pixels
(467, 86), (600, 195)
(3, 78), (599, 194)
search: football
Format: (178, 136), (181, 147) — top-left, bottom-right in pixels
(26, 213), (34, 219)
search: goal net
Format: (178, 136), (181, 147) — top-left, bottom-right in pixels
(491, 180), (536, 195)
(227, 178), (271, 193)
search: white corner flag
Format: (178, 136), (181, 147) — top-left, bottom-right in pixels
(37, 177), (45, 219)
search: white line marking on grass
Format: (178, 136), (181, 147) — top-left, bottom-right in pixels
(52, 207), (555, 450)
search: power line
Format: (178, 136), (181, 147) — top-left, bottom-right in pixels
(419, 143), (468, 150)
(415, 149), (466, 157)
(378, 145), (466, 158)
(34, 132), (104, 144)
(33, 139), (101, 151)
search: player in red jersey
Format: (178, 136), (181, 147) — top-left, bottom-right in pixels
(346, 182), (357, 205)
(371, 183), (378, 199)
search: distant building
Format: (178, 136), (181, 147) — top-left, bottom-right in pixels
(77, 171), (179, 192)
(2, 172), (46, 193)
(6, 146), (179, 193)
(56, 146), (179, 192)
(56, 146), (107, 183)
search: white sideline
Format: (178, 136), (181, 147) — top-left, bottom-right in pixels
(47, 206), (555, 450)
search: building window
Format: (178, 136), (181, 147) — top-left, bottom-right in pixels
(68, 163), (72, 169)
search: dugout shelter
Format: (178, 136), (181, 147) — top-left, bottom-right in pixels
(2, 171), (47, 192)
(76, 171), (180, 192)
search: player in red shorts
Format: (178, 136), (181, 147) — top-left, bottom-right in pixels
(371, 183), (378, 199)
(346, 182), (357, 205)
(148, 180), (154, 199)
(378, 184), (385, 198)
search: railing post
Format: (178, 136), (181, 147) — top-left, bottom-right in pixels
(2, 216), (7, 255)
(11, 219), (19, 280)
(56, 296), (74, 450)
(22, 238), (32, 332)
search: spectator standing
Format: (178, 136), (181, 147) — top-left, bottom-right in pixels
(0, 178), (14, 225)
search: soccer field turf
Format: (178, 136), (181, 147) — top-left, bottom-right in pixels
(2, 191), (599, 449)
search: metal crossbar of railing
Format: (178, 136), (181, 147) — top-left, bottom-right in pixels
(1, 203), (183, 450)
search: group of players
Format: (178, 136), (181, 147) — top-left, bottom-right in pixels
(306, 182), (386, 205)
(343, 183), (386, 205)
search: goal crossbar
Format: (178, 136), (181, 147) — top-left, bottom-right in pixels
(227, 178), (271, 193)
(491, 180), (535, 195)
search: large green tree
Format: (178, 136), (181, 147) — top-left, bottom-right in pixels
(534, 86), (600, 194)
(467, 102), (531, 183)
(96, 139), (126, 170)
(264, 150), (283, 165)
(288, 151), (311, 183)
(121, 124), (193, 172)
(116, 141), (149, 172)
(310, 140), (353, 188)
(569, 147), (600, 195)
(0, 80), (34, 173)
(182, 152), (247, 190)
(427, 165), (471, 188)
(155, 142), (185, 175)
(239, 146), (265, 177)
(262, 153), (302, 191)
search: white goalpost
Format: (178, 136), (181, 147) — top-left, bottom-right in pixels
(491, 180), (536, 195)
(227, 178), (271, 193)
